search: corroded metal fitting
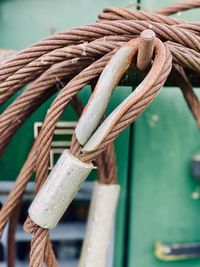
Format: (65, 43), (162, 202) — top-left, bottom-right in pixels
(29, 150), (94, 229)
(137, 29), (156, 71)
(75, 38), (140, 146)
(78, 181), (120, 267)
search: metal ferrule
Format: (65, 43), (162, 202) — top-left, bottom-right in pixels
(78, 181), (120, 267)
(29, 150), (94, 229)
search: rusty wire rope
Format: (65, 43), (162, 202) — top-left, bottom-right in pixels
(0, 1), (200, 266)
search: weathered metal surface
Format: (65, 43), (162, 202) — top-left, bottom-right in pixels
(82, 38), (167, 153)
(29, 150), (94, 229)
(75, 41), (138, 146)
(82, 90), (138, 152)
(137, 30), (155, 71)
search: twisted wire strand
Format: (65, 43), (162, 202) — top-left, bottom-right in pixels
(35, 53), (114, 189)
(0, 58), (98, 156)
(0, 142), (37, 236)
(44, 237), (58, 267)
(0, 20), (200, 105)
(7, 202), (21, 267)
(1, 34), (198, 193)
(0, 40), (199, 156)
(70, 93), (117, 184)
(71, 94), (117, 184)
(26, 41), (171, 267)
(1, 38), (200, 151)
(0, 38), (128, 130)
(156, 0), (200, 15)
(0, 89), (54, 156)
(0, 61), (117, 236)
(29, 226), (48, 267)
(0, 36), (128, 104)
(0, 61), (95, 266)
(98, 7), (184, 24)
(0, 2), (199, 266)
(176, 22), (200, 36)
(23, 93), (117, 266)
(98, 7), (200, 36)
(79, 44), (172, 162)
(70, 94), (117, 184)
(166, 41), (200, 73)
(0, 58), (91, 122)
(0, 37), (129, 136)
(0, 57), (93, 133)
(0, 18), (197, 81)
(0, 52), (118, 262)
(97, 144), (117, 184)
(172, 64), (200, 126)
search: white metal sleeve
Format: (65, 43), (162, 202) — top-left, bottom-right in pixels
(29, 150), (94, 229)
(78, 181), (120, 267)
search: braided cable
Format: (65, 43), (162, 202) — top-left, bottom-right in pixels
(0, 2), (199, 266)
(98, 7), (184, 24)
(156, 0), (200, 15)
(0, 21), (200, 105)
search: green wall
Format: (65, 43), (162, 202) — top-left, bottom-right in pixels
(129, 89), (200, 267)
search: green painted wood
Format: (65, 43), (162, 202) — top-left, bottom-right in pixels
(129, 88), (200, 267)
